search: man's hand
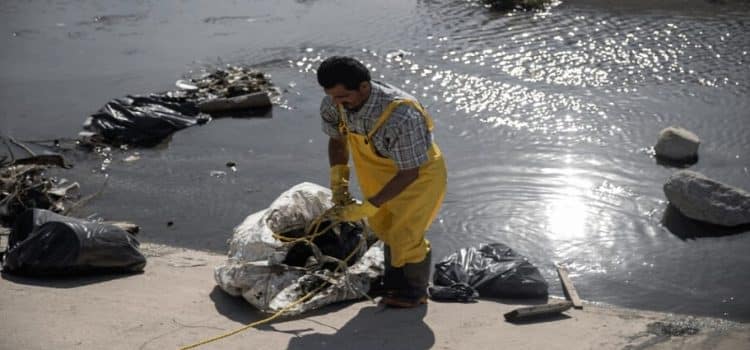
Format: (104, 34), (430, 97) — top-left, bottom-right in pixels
(330, 164), (355, 206)
(334, 200), (379, 222)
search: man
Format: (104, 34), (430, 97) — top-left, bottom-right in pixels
(317, 56), (447, 308)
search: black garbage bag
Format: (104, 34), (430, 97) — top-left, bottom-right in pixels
(281, 221), (365, 271)
(433, 243), (548, 299)
(1, 209), (146, 276)
(83, 94), (209, 147)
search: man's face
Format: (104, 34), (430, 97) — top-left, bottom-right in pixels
(324, 82), (370, 112)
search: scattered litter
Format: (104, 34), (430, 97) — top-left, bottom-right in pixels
(123, 154), (141, 162)
(182, 66), (275, 101)
(79, 65), (277, 148)
(47, 181), (80, 198)
(8, 154), (71, 169)
(210, 170), (227, 178)
(175, 79), (199, 91)
(1, 148), (80, 225)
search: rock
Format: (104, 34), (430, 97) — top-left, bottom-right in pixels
(654, 127), (700, 162)
(663, 170), (750, 227)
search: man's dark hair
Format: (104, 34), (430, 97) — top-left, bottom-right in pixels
(317, 56), (371, 90)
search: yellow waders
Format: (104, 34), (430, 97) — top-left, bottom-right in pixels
(338, 100), (447, 268)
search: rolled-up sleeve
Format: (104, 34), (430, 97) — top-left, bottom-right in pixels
(383, 105), (431, 170)
(320, 96), (342, 138)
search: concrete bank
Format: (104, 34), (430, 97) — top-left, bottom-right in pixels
(1, 244), (747, 350)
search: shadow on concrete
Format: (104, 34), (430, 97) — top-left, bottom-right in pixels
(1, 270), (140, 288)
(208, 286), (356, 326)
(208, 286), (267, 324)
(481, 295), (550, 306)
(283, 304), (435, 350)
(661, 204), (750, 240)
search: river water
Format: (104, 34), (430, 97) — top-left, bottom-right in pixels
(2, 0), (749, 322)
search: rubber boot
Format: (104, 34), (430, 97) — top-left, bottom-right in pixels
(369, 245), (406, 297)
(383, 250), (431, 308)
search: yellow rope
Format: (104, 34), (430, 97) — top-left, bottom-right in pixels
(178, 210), (369, 350)
(270, 208), (336, 244)
(178, 283), (326, 350)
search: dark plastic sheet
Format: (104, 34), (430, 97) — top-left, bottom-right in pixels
(84, 94), (209, 147)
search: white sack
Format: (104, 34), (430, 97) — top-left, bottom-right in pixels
(214, 182), (384, 314)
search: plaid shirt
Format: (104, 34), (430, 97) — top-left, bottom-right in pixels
(321, 80), (432, 170)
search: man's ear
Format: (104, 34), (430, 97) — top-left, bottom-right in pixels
(359, 81), (370, 93)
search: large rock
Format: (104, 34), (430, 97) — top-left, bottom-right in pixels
(654, 127), (700, 161)
(663, 170), (750, 227)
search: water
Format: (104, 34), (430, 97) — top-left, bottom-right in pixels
(1, 0), (749, 322)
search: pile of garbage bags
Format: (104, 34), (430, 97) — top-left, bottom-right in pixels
(1, 209), (146, 276)
(214, 182), (384, 315)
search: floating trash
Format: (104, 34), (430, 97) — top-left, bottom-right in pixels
(80, 65), (278, 148)
(226, 161), (237, 172)
(210, 170), (227, 178)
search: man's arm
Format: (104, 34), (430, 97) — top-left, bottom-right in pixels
(328, 137), (349, 166)
(368, 167), (419, 207)
(367, 103), (429, 207)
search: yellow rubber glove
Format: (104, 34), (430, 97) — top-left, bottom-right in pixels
(330, 164), (354, 206)
(335, 200), (379, 222)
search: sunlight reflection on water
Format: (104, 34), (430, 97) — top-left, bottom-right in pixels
(545, 169), (591, 240)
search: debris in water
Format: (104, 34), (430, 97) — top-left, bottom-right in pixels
(123, 154), (140, 162)
(210, 170), (227, 178)
(1, 143), (81, 225)
(175, 79), (198, 91)
(79, 65), (278, 148)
